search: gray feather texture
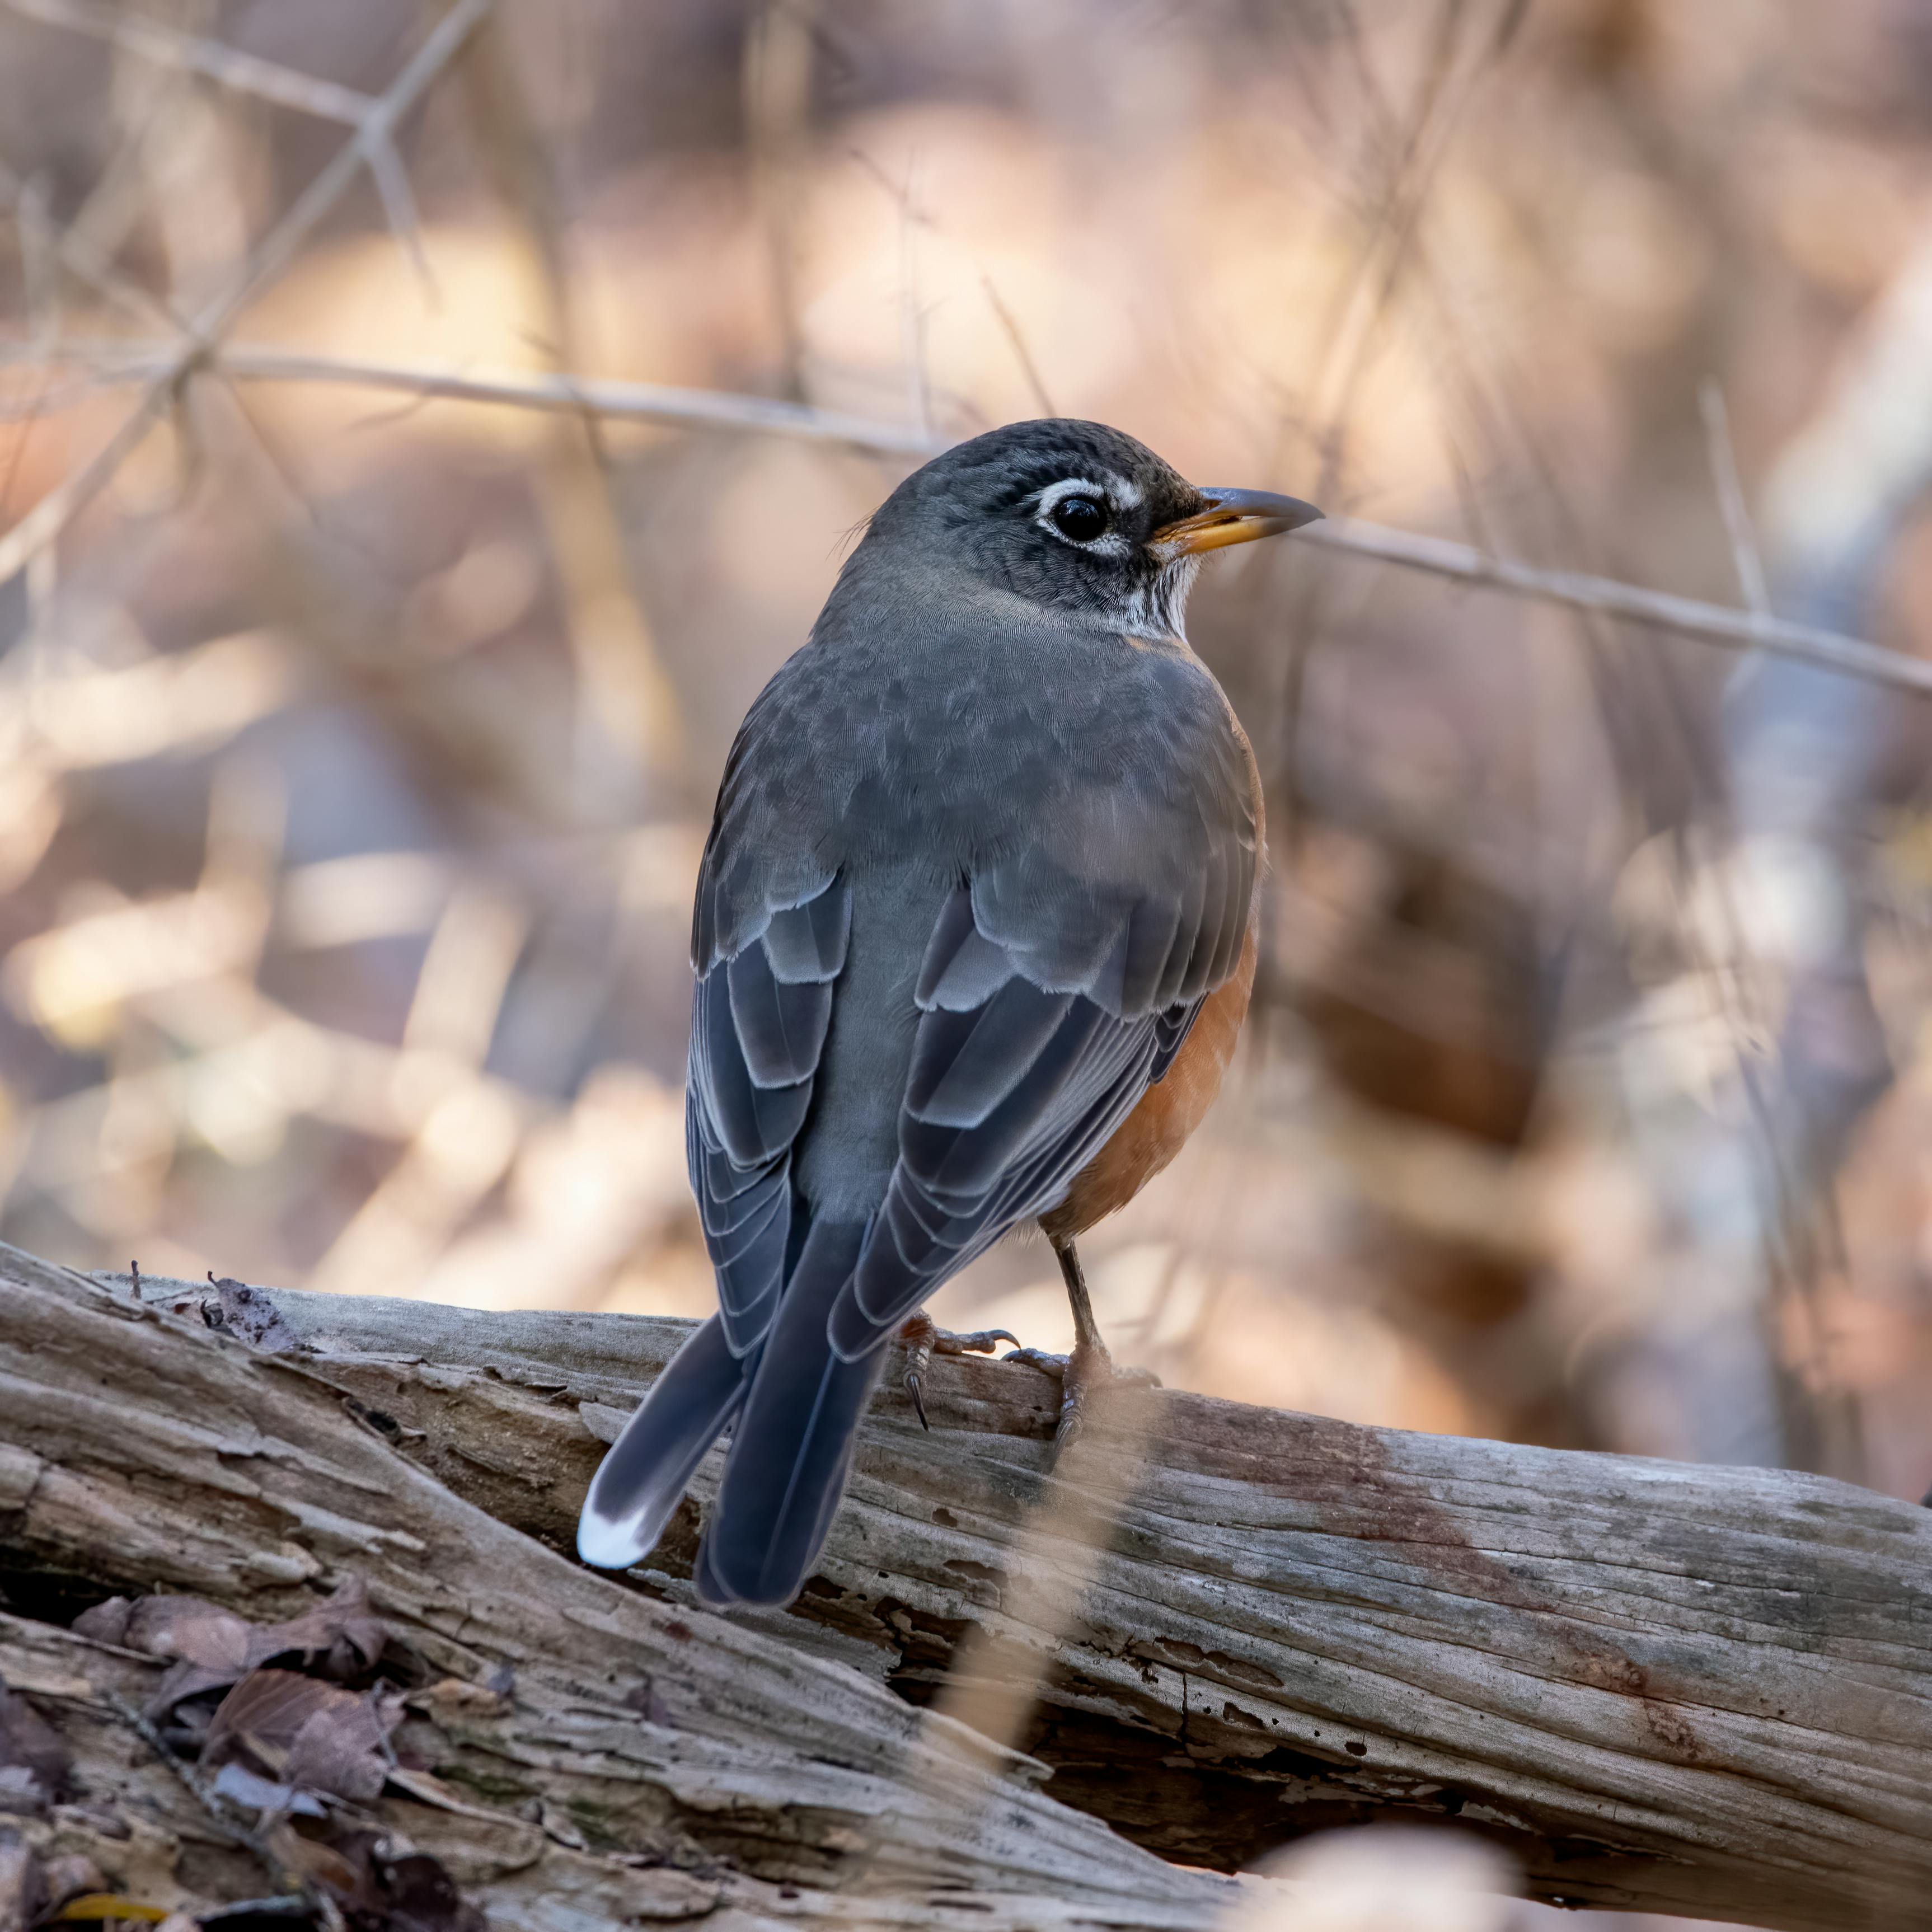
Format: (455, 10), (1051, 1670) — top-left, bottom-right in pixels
(578, 419), (1263, 1605)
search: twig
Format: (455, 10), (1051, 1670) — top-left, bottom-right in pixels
(17, 332), (1932, 702)
(0, 154), (184, 335)
(1296, 514), (1932, 699)
(2, 0), (373, 123)
(980, 274), (1057, 419)
(0, 0), (494, 585)
(41, 340), (941, 453)
(1700, 377), (1771, 618)
(107, 1690), (343, 1930)
(451, 13), (685, 804)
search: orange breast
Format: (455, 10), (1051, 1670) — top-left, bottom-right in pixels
(1040, 711), (1264, 1242)
(1039, 919), (1256, 1240)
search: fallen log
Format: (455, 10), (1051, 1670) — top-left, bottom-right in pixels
(0, 1242), (1226, 1932)
(4, 1242), (1931, 1930)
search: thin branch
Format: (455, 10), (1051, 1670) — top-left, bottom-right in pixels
(1700, 377), (1771, 618)
(980, 274), (1057, 419)
(6, 0), (452, 280)
(2, 0), (374, 124)
(106, 1690), (341, 1929)
(1297, 515), (1932, 700)
(0, 153), (182, 334)
(365, 136), (438, 299)
(0, 0), (494, 585)
(16, 326), (1932, 703)
(156, 345), (1932, 700)
(57, 341), (942, 454)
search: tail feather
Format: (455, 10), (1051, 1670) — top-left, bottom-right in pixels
(577, 1314), (750, 1569)
(697, 1216), (881, 1606)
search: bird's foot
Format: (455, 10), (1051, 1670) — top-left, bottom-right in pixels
(897, 1314), (1021, 1429)
(1002, 1339), (1161, 1450)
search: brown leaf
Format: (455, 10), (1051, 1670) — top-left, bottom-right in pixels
(67, 1600), (132, 1649)
(120, 1597), (255, 1673)
(246, 1576), (387, 1683)
(204, 1672), (400, 1804)
(0, 1685), (72, 1811)
(204, 1669), (348, 1775)
(302, 1829), (484, 1932)
(283, 1695), (401, 1806)
(106, 1597), (256, 1722)
(205, 1277), (303, 1354)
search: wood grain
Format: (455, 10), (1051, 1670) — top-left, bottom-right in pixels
(4, 1245), (1930, 1929)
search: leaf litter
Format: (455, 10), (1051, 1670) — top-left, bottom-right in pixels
(51, 1575), (485, 1931)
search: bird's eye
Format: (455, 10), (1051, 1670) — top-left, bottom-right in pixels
(1049, 494), (1109, 543)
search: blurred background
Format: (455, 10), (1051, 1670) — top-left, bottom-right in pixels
(3, 0), (1932, 1525)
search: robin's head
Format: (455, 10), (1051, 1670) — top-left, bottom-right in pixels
(857, 419), (1321, 641)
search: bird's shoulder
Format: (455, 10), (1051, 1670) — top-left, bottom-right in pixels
(694, 597), (1256, 1009)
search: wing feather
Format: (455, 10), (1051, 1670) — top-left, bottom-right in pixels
(686, 876), (849, 1357)
(824, 885), (1211, 1361)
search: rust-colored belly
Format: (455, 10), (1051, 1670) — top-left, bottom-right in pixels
(1042, 704), (1264, 1244)
(1039, 918), (1256, 1241)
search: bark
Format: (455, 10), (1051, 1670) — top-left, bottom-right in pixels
(3, 1242), (1931, 1931)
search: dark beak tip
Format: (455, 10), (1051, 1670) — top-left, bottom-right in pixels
(1197, 486), (1324, 532)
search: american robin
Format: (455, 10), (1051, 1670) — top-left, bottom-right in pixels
(579, 419), (1319, 1606)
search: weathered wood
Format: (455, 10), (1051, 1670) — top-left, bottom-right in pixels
(0, 1244), (1231, 1932)
(6, 1247), (1932, 1930)
(0, 1607), (1208, 1932)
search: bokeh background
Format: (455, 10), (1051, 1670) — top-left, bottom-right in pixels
(4, 0), (1932, 1547)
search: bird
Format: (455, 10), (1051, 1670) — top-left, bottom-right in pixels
(578, 419), (1320, 1607)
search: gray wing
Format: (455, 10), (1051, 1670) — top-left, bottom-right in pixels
(687, 875), (850, 1357)
(822, 877), (1233, 1363)
(693, 634), (1258, 1361)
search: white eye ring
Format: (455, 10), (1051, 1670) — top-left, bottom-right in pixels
(1035, 476), (1131, 555)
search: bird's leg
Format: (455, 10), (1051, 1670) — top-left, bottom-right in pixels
(897, 1312), (1020, 1430)
(1005, 1237), (1161, 1448)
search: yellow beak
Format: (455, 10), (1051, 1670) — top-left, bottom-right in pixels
(1151, 486), (1324, 559)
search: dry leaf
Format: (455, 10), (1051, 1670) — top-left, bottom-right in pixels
(283, 1694), (401, 1805)
(119, 1597), (254, 1671)
(67, 1601), (133, 1650)
(81, 1579), (388, 1736)
(246, 1575), (387, 1682)
(204, 1671), (400, 1805)
(292, 1827), (486, 1932)
(80, 1595), (256, 1722)
(205, 1277), (303, 1353)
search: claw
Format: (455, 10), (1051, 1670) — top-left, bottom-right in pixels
(1001, 1340), (1158, 1453)
(1000, 1345), (1069, 1373)
(931, 1327), (1021, 1356)
(897, 1317), (1019, 1430)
